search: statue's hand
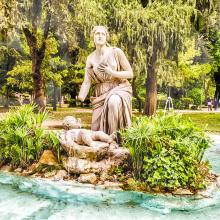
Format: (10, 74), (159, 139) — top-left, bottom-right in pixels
(97, 63), (113, 75)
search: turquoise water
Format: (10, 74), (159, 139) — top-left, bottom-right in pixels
(0, 135), (220, 220)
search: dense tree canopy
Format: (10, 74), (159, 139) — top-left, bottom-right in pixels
(0, 0), (219, 113)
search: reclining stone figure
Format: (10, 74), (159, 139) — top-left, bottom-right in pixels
(62, 116), (82, 130)
(59, 129), (114, 148)
(58, 116), (130, 180)
(59, 116), (114, 160)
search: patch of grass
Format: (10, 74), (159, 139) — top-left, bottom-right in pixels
(1, 106), (220, 132)
(182, 113), (220, 132)
(48, 107), (92, 129)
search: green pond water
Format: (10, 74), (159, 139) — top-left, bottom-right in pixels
(0, 134), (220, 220)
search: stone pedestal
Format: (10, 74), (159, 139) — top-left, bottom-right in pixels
(59, 131), (130, 184)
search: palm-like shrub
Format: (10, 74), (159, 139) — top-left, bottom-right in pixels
(0, 104), (60, 168)
(121, 113), (211, 191)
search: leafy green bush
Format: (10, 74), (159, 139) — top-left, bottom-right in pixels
(120, 113), (211, 191)
(0, 104), (60, 168)
(174, 97), (193, 109)
(190, 105), (198, 110)
(132, 97), (144, 111)
(157, 93), (167, 109)
(43, 131), (61, 162)
(188, 88), (205, 106)
(68, 99), (76, 107)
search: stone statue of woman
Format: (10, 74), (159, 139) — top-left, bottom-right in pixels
(78, 26), (133, 135)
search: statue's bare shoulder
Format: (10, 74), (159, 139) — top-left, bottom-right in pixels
(86, 52), (96, 68)
(113, 47), (126, 58)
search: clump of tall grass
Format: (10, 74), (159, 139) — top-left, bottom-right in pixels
(0, 104), (60, 168)
(120, 112), (212, 191)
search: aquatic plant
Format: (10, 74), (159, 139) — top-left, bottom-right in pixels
(120, 112), (212, 191)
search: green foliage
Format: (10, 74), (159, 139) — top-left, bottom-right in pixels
(6, 36), (68, 93)
(132, 97), (144, 110)
(7, 60), (33, 93)
(0, 104), (60, 167)
(157, 93), (168, 109)
(187, 88), (205, 106)
(210, 31), (220, 71)
(1, 0), (219, 111)
(42, 131), (61, 163)
(174, 97), (193, 109)
(121, 113), (211, 191)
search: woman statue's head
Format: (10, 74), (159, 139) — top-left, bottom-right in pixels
(91, 26), (109, 47)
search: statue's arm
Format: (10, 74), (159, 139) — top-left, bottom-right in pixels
(110, 48), (133, 79)
(78, 59), (92, 102)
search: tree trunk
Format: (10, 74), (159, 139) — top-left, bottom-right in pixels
(214, 84), (220, 101)
(58, 86), (62, 108)
(4, 87), (9, 108)
(144, 41), (158, 116)
(52, 81), (57, 111)
(32, 51), (46, 110)
(214, 68), (220, 102)
(144, 68), (157, 116)
(23, 0), (51, 111)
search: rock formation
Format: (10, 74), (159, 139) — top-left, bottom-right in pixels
(58, 118), (130, 185)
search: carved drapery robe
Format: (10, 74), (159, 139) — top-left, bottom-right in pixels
(86, 47), (132, 135)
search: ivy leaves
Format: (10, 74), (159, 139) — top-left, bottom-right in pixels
(121, 113), (211, 191)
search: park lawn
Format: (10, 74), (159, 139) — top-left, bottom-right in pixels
(49, 108), (220, 133)
(182, 113), (220, 133)
(48, 107), (220, 133)
(48, 107), (92, 129)
(1, 106), (220, 132)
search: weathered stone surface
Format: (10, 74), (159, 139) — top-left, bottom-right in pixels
(44, 170), (57, 178)
(21, 163), (38, 176)
(62, 156), (128, 176)
(20, 151), (59, 176)
(172, 188), (193, 195)
(62, 156), (105, 174)
(28, 163), (38, 172)
(62, 141), (109, 161)
(58, 127), (131, 184)
(61, 142), (130, 176)
(109, 147), (130, 162)
(78, 173), (97, 184)
(0, 165), (11, 172)
(59, 129), (113, 149)
(38, 150), (58, 166)
(100, 172), (112, 182)
(14, 167), (23, 173)
(53, 170), (68, 181)
(42, 120), (63, 130)
(63, 116), (81, 130)
(104, 181), (123, 189)
(197, 181), (220, 198)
